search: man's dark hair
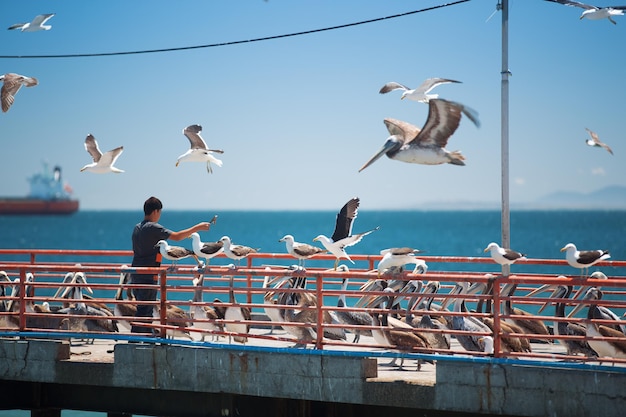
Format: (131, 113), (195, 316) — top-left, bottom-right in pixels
(143, 196), (163, 216)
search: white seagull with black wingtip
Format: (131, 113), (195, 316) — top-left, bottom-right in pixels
(484, 242), (527, 266)
(379, 77), (461, 103)
(358, 98), (480, 171)
(80, 134), (124, 174)
(8, 13), (55, 32)
(176, 124), (224, 173)
(561, 242), (610, 276)
(544, 0), (626, 24)
(313, 197), (379, 270)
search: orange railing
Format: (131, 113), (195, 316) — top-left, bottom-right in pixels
(1, 249), (625, 367)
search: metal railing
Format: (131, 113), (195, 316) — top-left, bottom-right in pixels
(1, 249), (625, 369)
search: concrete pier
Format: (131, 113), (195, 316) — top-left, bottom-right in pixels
(1, 338), (625, 417)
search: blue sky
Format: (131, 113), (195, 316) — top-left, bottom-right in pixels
(1, 0), (624, 210)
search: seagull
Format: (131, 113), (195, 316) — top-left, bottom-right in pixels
(80, 134), (124, 173)
(1, 73), (38, 113)
(190, 232), (224, 264)
(176, 124), (224, 173)
(358, 99), (480, 171)
(561, 243), (610, 276)
(544, 0), (626, 24)
(313, 197), (379, 269)
(377, 247), (424, 275)
(154, 240), (198, 268)
(379, 77), (462, 103)
(484, 242), (527, 266)
(219, 236), (258, 266)
(279, 234), (326, 266)
(8, 13), (55, 32)
(584, 128), (613, 155)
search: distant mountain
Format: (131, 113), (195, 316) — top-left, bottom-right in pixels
(531, 185), (626, 209)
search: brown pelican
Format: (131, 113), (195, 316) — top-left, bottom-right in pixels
(279, 234), (326, 266)
(582, 288), (626, 359)
(176, 124), (224, 174)
(447, 282), (493, 353)
(190, 232), (224, 265)
(221, 267), (251, 343)
(405, 293), (451, 351)
(313, 197), (378, 270)
(189, 272), (223, 342)
(0, 271), (18, 329)
(0, 72), (38, 113)
(334, 267), (373, 343)
(530, 283), (597, 358)
(80, 134), (124, 174)
(561, 243), (610, 277)
(219, 236), (258, 266)
(378, 77), (461, 103)
(153, 304), (193, 340)
(584, 128), (613, 154)
(500, 282), (551, 342)
(113, 268), (137, 333)
(484, 242), (527, 266)
(569, 287), (626, 334)
(358, 99), (480, 171)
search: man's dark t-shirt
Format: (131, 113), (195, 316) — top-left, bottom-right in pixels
(132, 220), (173, 272)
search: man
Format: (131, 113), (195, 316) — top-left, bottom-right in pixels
(130, 196), (211, 334)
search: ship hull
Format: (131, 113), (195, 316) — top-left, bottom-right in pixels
(0, 198), (79, 215)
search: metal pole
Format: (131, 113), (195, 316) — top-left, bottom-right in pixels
(501, 0), (510, 277)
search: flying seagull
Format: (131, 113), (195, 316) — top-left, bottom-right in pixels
(8, 13), (55, 32)
(584, 128), (613, 155)
(80, 134), (124, 173)
(359, 99), (480, 171)
(484, 242), (527, 266)
(279, 234), (326, 266)
(379, 78), (462, 103)
(313, 197), (379, 269)
(176, 124), (224, 173)
(1, 73), (38, 113)
(544, 0), (626, 24)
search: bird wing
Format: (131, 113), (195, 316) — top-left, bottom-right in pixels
(409, 99), (479, 148)
(31, 14), (55, 26)
(544, 0), (596, 10)
(577, 250), (608, 265)
(336, 227), (378, 249)
(503, 249), (525, 261)
(379, 82), (410, 94)
(586, 128), (613, 154)
(168, 246), (194, 258)
(100, 146), (124, 167)
(416, 77), (462, 94)
(183, 124), (208, 150)
(383, 118), (421, 145)
(201, 241), (223, 256)
(0, 73), (37, 112)
(84, 135), (103, 162)
(331, 197), (359, 242)
(8, 23), (27, 30)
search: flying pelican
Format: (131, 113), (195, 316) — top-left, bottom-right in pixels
(313, 197), (379, 270)
(80, 134), (124, 174)
(530, 283), (598, 358)
(0, 73), (38, 113)
(581, 288), (626, 359)
(154, 240), (198, 269)
(584, 128), (613, 155)
(190, 232), (224, 265)
(219, 236), (258, 266)
(484, 242), (527, 266)
(334, 266), (373, 343)
(176, 124), (224, 173)
(189, 272), (223, 342)
(544, 0), (626, 24)
(279, 234), (326, 266)
(8, 13), (55, 31)
(377, 247), (425, 276)
(561, 243), (610, 277)
(358, 99), (480, 171)
(378, 77), (462, 103)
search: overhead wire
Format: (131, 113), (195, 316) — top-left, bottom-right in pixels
(0, 0), (471, 59)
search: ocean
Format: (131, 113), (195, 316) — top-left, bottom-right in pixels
(0, 209), (625, 417)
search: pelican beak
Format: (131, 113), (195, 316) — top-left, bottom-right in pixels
(358, 138), (397, 172)
(526, 284), (556, 314)
(567, 288), (594, 318)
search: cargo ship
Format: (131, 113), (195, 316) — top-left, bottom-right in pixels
(0, 162), (79, 215)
